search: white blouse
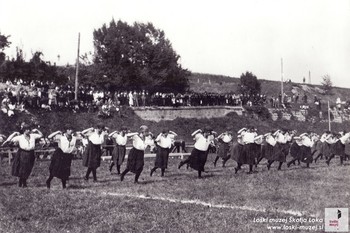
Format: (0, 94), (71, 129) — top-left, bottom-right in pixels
(339, 133), (350, 144)
(276, 133), (287, 144)
(132, 134), (147, 151)
(266, 135), (277, 146)
(242, 132), (257, 144)
(114, 134), (127, 146)
(221, 134), (232, 143)
(194, 133), (213, 151)
(156, 134), (172, 149)
(12, 133), (41, 151)
(58, 134), (77, 154)
(302, 136), (314, 147)
(88, 132), (105, 145)
(320, 133), (328, 142)
(325, 136), (337, 144)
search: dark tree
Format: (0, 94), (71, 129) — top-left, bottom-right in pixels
(0, 33), (11, 63)
(0, 33), (11, 81)
(0, 49), (65, 84)
(92, 19), (190, 92)
(239, 71), (261, 95)
(321, 74), (332, 95)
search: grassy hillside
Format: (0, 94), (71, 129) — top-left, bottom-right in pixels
(188, 73), (350, 106)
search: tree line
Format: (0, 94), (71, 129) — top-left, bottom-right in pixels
(0, 20), (191, 93)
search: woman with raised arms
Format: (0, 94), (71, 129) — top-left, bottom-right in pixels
(81, 124), (108, 182)
(150, 129), (177, 177)
(120, 125), (150, 183)
(46, 125), (78, 189)
(178, 127), (215, 178)
(2, 124), (43, 187)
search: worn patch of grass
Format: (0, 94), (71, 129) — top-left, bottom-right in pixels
(1, 153), (349, 232)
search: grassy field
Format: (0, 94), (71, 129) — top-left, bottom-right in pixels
(1, 153), (349, 232)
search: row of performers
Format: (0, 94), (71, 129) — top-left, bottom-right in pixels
(1, 124), (349, 189)
(2, 124), (178, 188)
(214, 127), (350, 174)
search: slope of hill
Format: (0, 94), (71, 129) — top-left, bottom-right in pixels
(188, 73), (350, 106)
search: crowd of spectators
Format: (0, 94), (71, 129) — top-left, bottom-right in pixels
(0, 79), (255, 118)
(268, 92), (325, 111)
(0, 78), (340, 118)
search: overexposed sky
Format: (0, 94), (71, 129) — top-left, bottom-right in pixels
(1, 0), (349, 87)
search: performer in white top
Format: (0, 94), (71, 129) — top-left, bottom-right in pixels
(213, 130), (233, 167)
(178, 127), (215, 178)
(234, 127), (257, 174)
(288, 132), (313, 168)
(266, 129), (288, 171)
(313, 131), (328, 163)
(81, 124), (108, 182)
(252, 134), (263, 167)
(2, 124), (43, 188)
(326, 131), (350, 166)
(258, 131), (275, 166)
(46, 126), (78, 189)
(237, 128), (246, 145)
(109, 126), (129, 174)
(230, 128), (246, 172)
(150, 129), (178, 177)
(120, 125), (150, 183)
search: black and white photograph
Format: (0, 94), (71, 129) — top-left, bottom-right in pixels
(0, 0), (349, 232)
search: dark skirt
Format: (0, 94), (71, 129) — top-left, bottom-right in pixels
(49, 148), (73, 180)
(217, 141), (230, 159)
(290, 142), (302, 160)
(240, 143), (256, 165)
(262, 143), (275, 160)
(300, 145), (313, 163)
(314, 140), (323, 153)
(126, 148), (144, 173)
(322, 142), (331, 157)
(112, 145), (126, 166)
(230, 142), (244, 164)
(251, 143), (262, 161)
(332, 140), (345, 157)
(154, 146), (170, 169)
(188, 148), (208, 172)
(269, 143), (287, 162)
(82, 142), (102, 169)
(11, 149), (35, 179)
(312, 140), (322, 158)
(280, 143), (290, 156)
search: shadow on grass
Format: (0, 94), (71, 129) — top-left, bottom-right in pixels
(203, 168), (225, 173)
(136, 180), (161, 185)
(94, 178), (118, 184)
(0, 181), (17, 187)
(67, 184), (87, 189)
(282, 166), (320, 171)
(67, 177), (82, 180)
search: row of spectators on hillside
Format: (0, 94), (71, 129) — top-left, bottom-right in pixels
(0, 87), (248, 117)
(1, 79), (343, 117)
(268, 92), (324, 110)
(0, 80), (247, 116)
